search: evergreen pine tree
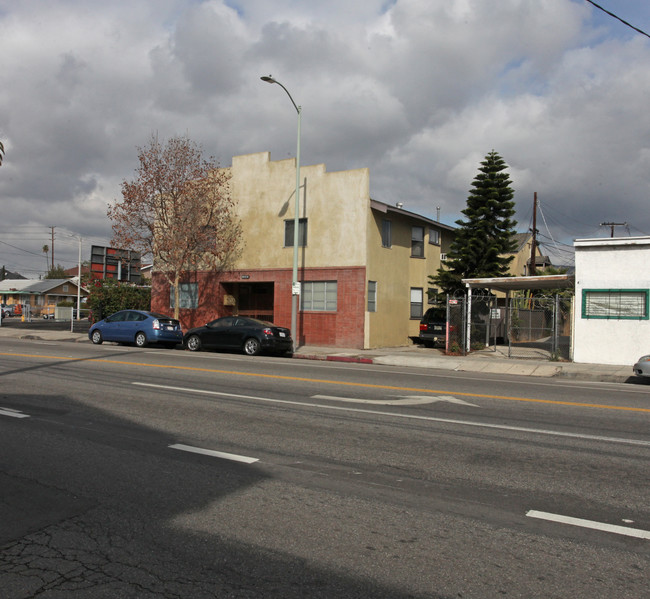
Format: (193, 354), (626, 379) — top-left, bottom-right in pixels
(432, 151), (517, 294)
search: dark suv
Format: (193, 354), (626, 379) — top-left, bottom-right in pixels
(419, 307), (447, 348)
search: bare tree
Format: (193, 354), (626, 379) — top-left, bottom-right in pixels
(0, 141), (4, 166)
(108, 135), (242, 318)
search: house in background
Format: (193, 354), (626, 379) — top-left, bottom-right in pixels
(573, 236), (650, 365)
(508, 232), (552, 277)
(63, 265), (91, 279)
(1, 268), (26, 281)
(0, 278), (88, 318)
(151, 151), (455, 348)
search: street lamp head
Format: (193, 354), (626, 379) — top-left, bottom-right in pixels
(261, 75), (276, 84)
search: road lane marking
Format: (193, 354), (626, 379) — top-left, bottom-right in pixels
(169, 443), (258, 464)
(312, 394), (479, 407)
(0, 407), (30, 418)
(312, 394), (437, 405)
(526, 510), (650, 539)
(401, 394), (480, 407)
(134, 383), (650, 448)
(3, 350), (650, 413)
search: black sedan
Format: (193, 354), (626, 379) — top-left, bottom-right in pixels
(183, 316), (293, 356)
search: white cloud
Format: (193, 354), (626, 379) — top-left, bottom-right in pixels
(1, 0), (650, 274)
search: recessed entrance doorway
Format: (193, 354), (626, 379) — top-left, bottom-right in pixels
(223, 282), (275, 321)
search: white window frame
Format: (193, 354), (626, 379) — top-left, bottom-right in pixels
(301, 281), (337, 311)
(368, 281), (377, 312)
(410, 287), (423, 319)
(411, 226), (424, 258)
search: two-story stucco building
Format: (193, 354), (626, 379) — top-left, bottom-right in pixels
(151, 151), (454, 349)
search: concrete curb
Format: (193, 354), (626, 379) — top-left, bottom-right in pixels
(0, 327), (637, 383)
(293, 353), (375, 365)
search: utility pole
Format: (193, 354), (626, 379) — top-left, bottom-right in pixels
(529, 192), (538, 276)
(50, 226), (55, 270)
(600, 222), (627, 237)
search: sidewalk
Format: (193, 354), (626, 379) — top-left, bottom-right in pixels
(0, 323), (636, 383)
(292, 344), (635, 383)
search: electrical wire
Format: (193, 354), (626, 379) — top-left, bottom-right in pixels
(585, 0), (650, 39)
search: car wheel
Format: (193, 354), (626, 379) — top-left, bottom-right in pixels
(186, 335), (202, 352)
(91, 330), (103, 345)
(243, 337), (261, 356)
(135, 332), (147, 348)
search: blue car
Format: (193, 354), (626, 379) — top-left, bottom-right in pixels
(89, 310), (183, 348)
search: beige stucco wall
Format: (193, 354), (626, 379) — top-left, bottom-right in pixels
(212, 152), (454, 350)
(508, 238), (545, 277)
(230, 152), (370, 271)
(365, 208), (449, 348)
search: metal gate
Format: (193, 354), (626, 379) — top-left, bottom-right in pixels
(506, 294), (572, 359)
(444, 292), (573, 360)
(446, 290), (499, 355)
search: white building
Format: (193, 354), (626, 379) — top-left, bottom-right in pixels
(574, 236), (650, 365)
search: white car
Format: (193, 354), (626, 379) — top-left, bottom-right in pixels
(632, 355), (650, 377)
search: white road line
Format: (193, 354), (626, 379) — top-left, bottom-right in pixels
(312, 394), (478, 406)
(312, 394), (437, 405)
(169, 443), (258, 464)
(401, 394), (480, 407)
(132, 382), (650, 448)
(527, 510), (650, 539)
(0, 407), (30, 418)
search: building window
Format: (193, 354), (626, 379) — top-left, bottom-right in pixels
(582, 289), (648, 319)
(170, 282), (199, 309)
(285, 218), (308, 247)
(429, 228), (440, 245)
(411, 226), (424, 257)
(62, 284), (69, 292)
(427, 287), (439, 304)
(301, 281), (337, 311)
(381, 220), (392, 248)
(410, 287), (423, 319)
(368, 281), (377, 312)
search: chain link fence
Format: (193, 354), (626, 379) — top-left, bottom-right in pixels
(441, 292), (572, 360)
(506, 295), (572, 359)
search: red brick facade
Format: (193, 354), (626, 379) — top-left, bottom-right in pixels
(152, 265), (367, 348)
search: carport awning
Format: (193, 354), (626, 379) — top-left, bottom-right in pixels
(462, 274), (574, 293)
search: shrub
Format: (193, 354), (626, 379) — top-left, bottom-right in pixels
(86, 278), (151, 322)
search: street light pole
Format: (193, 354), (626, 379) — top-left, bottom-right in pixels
(261, 75), (302, 351)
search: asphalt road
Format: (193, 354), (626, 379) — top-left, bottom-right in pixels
(1, 338), (648, 598)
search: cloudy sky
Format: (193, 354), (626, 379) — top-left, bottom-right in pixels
(1, 0), (649, 277)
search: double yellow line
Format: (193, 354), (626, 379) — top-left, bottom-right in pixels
(3, 350), (650, 413)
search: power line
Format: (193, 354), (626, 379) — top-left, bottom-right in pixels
(0, 239), (45, 257)
(585, 0), (650, 39)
